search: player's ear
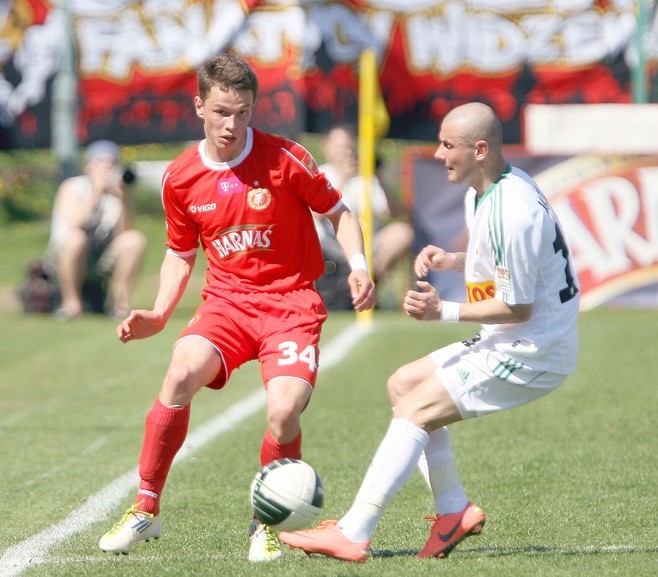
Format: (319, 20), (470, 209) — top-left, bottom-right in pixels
(194, 96), (204, 118)
(474, 139), (488, 159)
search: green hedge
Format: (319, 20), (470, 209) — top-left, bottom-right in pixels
(0, 144), (187, 223)
(0, 137), (416, 224)
(0, 150), (60, 223)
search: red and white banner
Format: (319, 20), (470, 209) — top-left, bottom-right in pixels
(403, 148), (658, 310)
(1, 0), (655, 148)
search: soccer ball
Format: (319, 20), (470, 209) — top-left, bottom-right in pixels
(250, 458), (324, 533)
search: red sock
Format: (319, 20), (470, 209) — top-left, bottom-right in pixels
(135, 398), (190, 515)
(260, 428), (302, 466)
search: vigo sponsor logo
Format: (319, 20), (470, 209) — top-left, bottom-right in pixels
(211, 225), (273, 258)
(190, 202), (216, 214)
(466, 280), (495, 303)
(547, 160), (658, 310)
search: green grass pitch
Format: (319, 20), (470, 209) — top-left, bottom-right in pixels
(1, 306), (657, 577)
(0, 219), (656, 576)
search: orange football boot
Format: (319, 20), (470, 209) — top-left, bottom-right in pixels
(417, 502), (485, 558)
(279, 520), (370, 562)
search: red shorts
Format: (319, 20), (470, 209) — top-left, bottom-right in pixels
(177, 287), (328, 389)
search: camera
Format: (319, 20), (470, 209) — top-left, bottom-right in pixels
(121, 165), (137, 185)
(111, 164), (137, 186)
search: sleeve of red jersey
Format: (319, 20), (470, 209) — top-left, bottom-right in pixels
(281, 140), (343, 215)
(161, 170), (200, 256)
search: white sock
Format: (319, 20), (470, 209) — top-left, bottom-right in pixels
(339, 418), (429, 543)
(418, 450), (430, 488)
(424, 427), (468, 515)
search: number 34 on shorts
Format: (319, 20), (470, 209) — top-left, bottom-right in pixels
(277, 341), (317, 372)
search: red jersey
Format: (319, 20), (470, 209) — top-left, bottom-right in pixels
(161, 128), (343, 294)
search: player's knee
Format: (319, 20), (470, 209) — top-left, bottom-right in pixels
(266, 400), (301, 439)
(161, 364), (201, 404)
(265, 377), (311, 435)
(387, 365), (415, 405)
(267, 402), (297, 429)
(386, 371), (402, 405)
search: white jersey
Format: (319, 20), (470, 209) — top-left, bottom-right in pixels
(464, 165), (579, 375)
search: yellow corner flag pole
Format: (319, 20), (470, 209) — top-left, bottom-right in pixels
(357, 49), (389, 323)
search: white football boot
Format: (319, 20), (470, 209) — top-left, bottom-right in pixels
(99, 504), (162, 554)
(248, 519), (282, 562)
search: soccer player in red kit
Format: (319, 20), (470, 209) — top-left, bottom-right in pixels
(99, 54), (376, 561)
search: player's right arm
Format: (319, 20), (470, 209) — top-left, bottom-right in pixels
(117, 251), (196, 343)
(414, 245), (465, 277)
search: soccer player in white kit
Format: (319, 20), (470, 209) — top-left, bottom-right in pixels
(278, 102), (580, 562)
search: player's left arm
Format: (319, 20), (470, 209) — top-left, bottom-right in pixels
(282, 138), (375, 310)
(404, 280), (532, 323)
(325, 204), (376, 312)
(453, 295), (532, 324)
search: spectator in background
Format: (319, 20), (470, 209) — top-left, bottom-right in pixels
(47, 140), (147, 320)
(316, 123), (414, 289)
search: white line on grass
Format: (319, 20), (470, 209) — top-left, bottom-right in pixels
(0, 321), (374, 577)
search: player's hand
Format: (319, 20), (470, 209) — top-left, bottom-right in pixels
(403, 280), (441, 321)
(414, 245), (455, 277)
(348, 269), (376, 312)
(116, 309), (167, 343)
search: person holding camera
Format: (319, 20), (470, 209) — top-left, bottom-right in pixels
(315, 124), (414, 308)
(47, 140), (147, 320)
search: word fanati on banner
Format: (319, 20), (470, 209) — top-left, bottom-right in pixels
(1, 1), (655, 149)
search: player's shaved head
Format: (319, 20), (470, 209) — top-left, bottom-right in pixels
(436, 102), (507, 193)
(442, 102), (502, 149)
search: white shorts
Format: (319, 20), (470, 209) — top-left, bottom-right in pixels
(429, 334), (567, 420)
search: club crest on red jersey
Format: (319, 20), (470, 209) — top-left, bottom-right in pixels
(248, 188), (272, 210)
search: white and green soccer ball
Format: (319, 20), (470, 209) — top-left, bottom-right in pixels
(250, 458), (324, 533)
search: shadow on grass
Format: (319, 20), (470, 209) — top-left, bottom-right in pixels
(371, 544), (658, 558)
